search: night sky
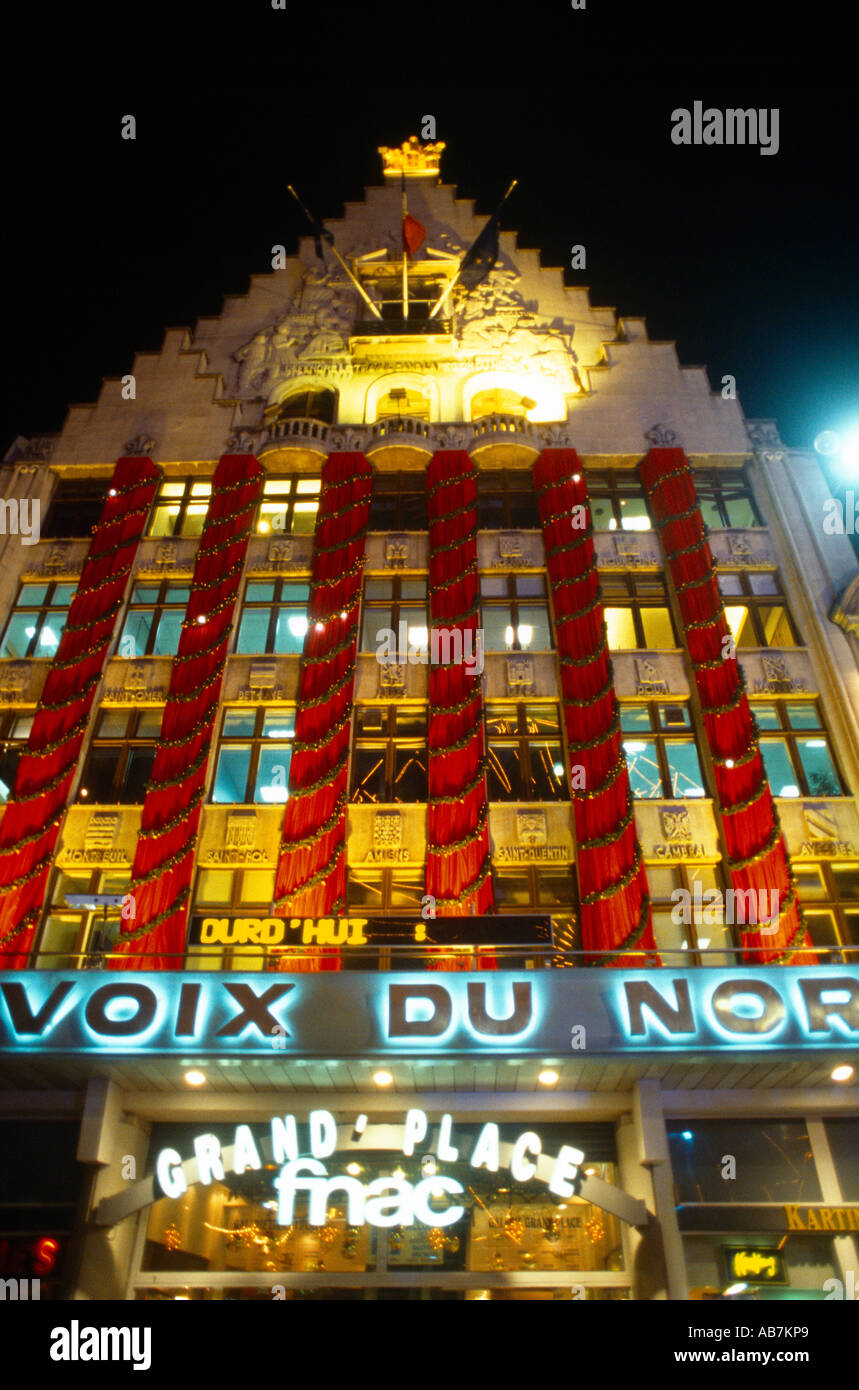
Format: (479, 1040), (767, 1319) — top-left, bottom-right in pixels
(3, 40), (856, 464)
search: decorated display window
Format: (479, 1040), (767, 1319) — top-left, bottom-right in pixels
(253, 476), (321, 536)
(349, 705), (427, 804)
(646, 864), (737, 967)
(752, 701), (844, 797)
(793, 861), (859, 961)
(600, 575), (676, 651)
(235, 580), (310, 655)
(620, 703), (706, 800)
(718, 570), (801, 647)
(479, 574), (552, 652)
(0, 581), (77, 659)
(485, 702), (568, 800)
(211, 707), (296, 804)
(117, 582), (191, 658)
(346, 866), (426, 913)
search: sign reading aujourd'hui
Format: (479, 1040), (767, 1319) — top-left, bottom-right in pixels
(188, 914), (552, 948)
(0, 968), (856, 1057)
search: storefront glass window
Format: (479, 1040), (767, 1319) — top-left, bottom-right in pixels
(823, 1119), (859, 1200)
(668, 1120), (821, 1203)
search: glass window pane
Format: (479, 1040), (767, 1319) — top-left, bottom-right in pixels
(665, 740), (705, 798)
(536, 868), (575, 906)
(291, 502), (318, 534)
(1, 614), (37, 658)
(180, 505), (208, 537)
(295, 479), (320, 495)
(485, 706), (518, 735)
(641, 608), (674, 648)
(724, 494), (758, 528)
(274, 609), (308, 654)
(122, 748), (156, 802)
(137, 711), (163, 738)
(36, 916), (83, 970)
(795, 865), (827, 901)
(824, 1120), (859, 1200)
(222, 709), (257, 737)
(515, 575), (545, 596)
(389, 871), (425, 910)
(190, 483), (211, 497)
(527, 742), (568, 799)
(263, 708), (295, 739)
(699, 498), (723, 530)
(605, 608), (637, 651)
(668, 1120), (822, 1202)
(246, 582), (276, 602)
(50, 585), (77, 606)
(659, 704), (691, 729)
(395, 707), (427, 736)
(760, 739), (800, 796)
(624, 739), (662, 798)
(159, 482), (186, 497)
(480, 576), (507, 597)
(212, 747), (251, 802)
(241, 870), (276, 905)
(348, 871), (384, 909)
(494, 870), (531, 907)
(482, 608), (513, 652)
(796, 739), (841, 796)
(148, 505), (179, 537)
(393, 748), (427, 802)
(477, 497), (505, 528)
(153, 612), (182, 655)
(785, 702), (821, 729)
(803, 910), (841, 954)
(37, 617), (65, 652)
(487, 745), (520, 799)
(620, 706), (653, 732)
(365, 581), (395, 600)
(761, 605), (796, 646)
(196, 869), (234, 904)
(236, 610), (271, 654)
(589, 497), (614, 530)
(400, 580), (427, 600)
(618, 498), (651, 530)
(753, 703), (782, 730)
(350, 747), (387, 803)
(832, 862), (859, 899)
(362, 607), (391, 652)
(724, 605), (755, 647)
(717, 574), (743, 596)
(255, 747), (291, 803)
(525, 704), (560, 734)
(749, 573), (778, 595)
(264, 479), (294, 496)
(516, 604), (551, 650)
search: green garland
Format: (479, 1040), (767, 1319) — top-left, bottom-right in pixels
(280, 793), (347, 851)
(431, 855), (492, 907)
(590, 891), (653, 966)
(136, 786), (205, 839)
(577, 793), (636, 851)
(581, 842), (643, 906)
(273, 844), (345, 907)
(116, 886), (192, 944)
(429, 805), (488, 857)
(723, 818), (783, 872)
(288, 747), (349, 799)
(428, 720), (482, 757)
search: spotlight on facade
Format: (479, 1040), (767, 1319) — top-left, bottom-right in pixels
(372, 1069), (393, 1088)
(184, 1070), (206, 1087)
(538, 1069), (560, 1087)
(831, 1064), (854, 1083)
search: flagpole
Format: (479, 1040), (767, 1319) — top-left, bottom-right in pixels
(401, 173), (409, 321)
(286, 185), (383, 320)
(428, 178), (518, 319)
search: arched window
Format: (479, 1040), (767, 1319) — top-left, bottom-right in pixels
(374, 387), (431, 422)
(275, 389), (337, 424)
(470, 388), (533, 421)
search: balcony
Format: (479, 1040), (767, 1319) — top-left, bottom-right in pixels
(257, 416), (331, 469)
(366, 416), (434, 468)
(468, 414), (541, 466)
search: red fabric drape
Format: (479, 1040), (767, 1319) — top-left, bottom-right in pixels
(0, 457), (159, 969)
(272, 452), (372, 972)
(113, 455), (263, 970)
(535, 450), (658, 966)
(425, 452), (493, 965)
(638, 447), (812, 964)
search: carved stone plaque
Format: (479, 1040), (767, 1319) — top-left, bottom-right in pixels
(660, 807), (692, 843)
(516, 812), (547, 847)
(385, 536), (408, 568)
(379, 662), (406, 694)
(506, 655), (534, 695)
(498, 532), (523, 563)
(373, 813), (402, 848)
(84, 813), (121, 852)
(636, 657), (668, 695)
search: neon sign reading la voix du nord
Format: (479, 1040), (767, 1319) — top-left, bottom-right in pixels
(0, 968), (857, 1055)
(155, 1109), (584, 1231)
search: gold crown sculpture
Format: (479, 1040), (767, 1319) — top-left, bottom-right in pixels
(379, 135), (446, 178)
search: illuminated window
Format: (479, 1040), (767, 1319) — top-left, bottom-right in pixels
(647, 864), (736, 967)
(601, 575), (676, 651)
(236, 580), (310, 655)
(585, 472), (652, 531)
(147, 479), (211, 538)
(253, 476), (320, 536)
(494, 865), (576, 910)
(794, 861), (859, 963)
(753, 702), (843, 797)
(620, 704), (706, 799)
(374, 387), (431, 421)
(718, 570), (801, 648)
(360, 577), (427, 654)
(0, 711), (33, 802)
(271, 389), (337, 424)
(36, 868), (132, 969)
(211, 707), (295, 804)
(0, 582), (77, 659)
(350, 705), (427, 804)
(77, 708), (162, 803)
(193, 867), (277, 909)
(470, 388), (531, 420)
(485, 703), (568, 801)
(368, 471), (427, 530)
(117, 581), (190, 658)
(480, 574), (552, 652)
(346, 866), (427, 912)
(477, 470), (541, 529)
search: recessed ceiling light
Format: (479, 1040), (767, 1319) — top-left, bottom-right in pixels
(184, 1069), (206, 1087)
(373, 1069), (393, 1088)
(346, 1162), (362, 1176)
(831, 1064), (854, 1083)
(538, 1069), (559, 1087)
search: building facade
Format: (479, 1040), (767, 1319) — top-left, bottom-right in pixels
(0, 139), (857, 1302)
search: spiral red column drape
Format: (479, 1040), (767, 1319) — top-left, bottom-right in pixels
(272, 452), (372, 971)
(113, 454), (264, 970)
(535, 450), (658, 966)
(0, 456), (160, 968)
(638, 446), (811, 964)
(425, 451), (493, 929)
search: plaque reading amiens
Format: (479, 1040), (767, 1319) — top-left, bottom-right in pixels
(188, 914), (553, 949)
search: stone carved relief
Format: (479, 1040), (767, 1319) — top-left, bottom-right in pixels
(373, 813), (403, 848)
(506, 655), (535, 695)
(746, 421), (783, 450)
(234, 266), (354, 392)
(379, 662), (406, 694)
(615, 533), (657, 566)
(84, 813), (121, 852)
(123, 435), (156, 457)
(752, 654), (806, 694)
(727, 532), (754, 561)
(450, 261), (579, 387)
(498, 532), (522, 563)
(660, 807), (692, 843)
(0, 664), (27, 701)
(226, 813), (258, 849)
(644, 423), (679, 447)
(38, 545), (78, 577)
(798, 803), (855, 857)
(385, 536), (408, 568)
(516, 812), (547, 847)
(636, 658), (669, 695)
